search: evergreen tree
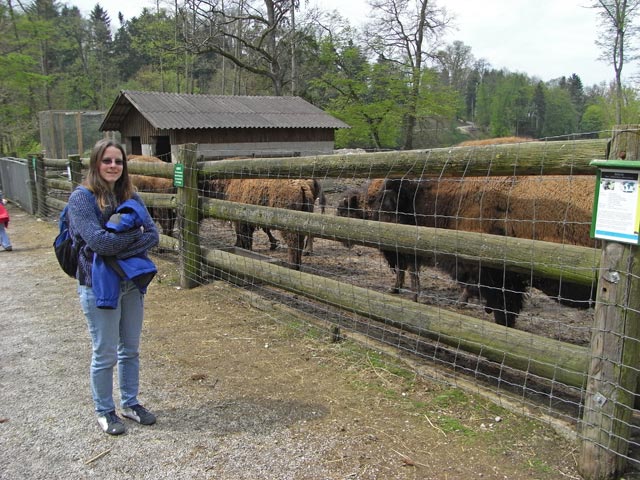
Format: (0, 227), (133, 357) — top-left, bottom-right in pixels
(567, 73), (585, 117)
(532, 82), (546, 138)
(87, 4), (115, 108)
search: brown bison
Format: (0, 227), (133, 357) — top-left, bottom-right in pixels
(337, 176), (597, 327)
(201, 178), (323, 269)
(128, 155), (176, 237)
(455, 136), (536, 147)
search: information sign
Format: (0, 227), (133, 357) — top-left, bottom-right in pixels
(174, 163), (184, 187)
(592, 168), (640, 244)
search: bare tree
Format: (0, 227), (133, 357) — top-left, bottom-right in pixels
(181, 0), (298, 95)
(591, 0), (640, 123)
(363, 0), (449, 149)
(436, 40), (474, 92)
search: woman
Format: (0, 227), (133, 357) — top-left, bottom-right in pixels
(67, 139), (159, 435)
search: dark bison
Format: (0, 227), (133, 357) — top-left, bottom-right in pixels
(337, 176), (596, 327)
(201, 178), (323, 269)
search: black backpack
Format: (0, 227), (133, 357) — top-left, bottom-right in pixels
(53, 187), (92, 278)
(53, 204), (80, 278)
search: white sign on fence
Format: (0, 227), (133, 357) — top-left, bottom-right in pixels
(593, 168), (640, 244)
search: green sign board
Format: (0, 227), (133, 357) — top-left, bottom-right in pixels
(174, 163), (184, 187)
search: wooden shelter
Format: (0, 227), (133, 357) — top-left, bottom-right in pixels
(100, 90), (350, 162)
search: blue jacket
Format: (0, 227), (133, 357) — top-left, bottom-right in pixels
(67, 188), (159, 288)
(92, 199), (158, 309)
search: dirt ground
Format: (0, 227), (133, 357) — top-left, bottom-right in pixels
(0, 204), (587, 479)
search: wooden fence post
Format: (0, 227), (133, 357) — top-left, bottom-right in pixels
(31, 153), (47, 217)
(68, 154), (83, 188)
(176, 144), (201, 289)
(25, 154), (38, 215)
(578, 125), (640, 479)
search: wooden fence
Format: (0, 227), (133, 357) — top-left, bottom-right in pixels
(27, 132), (640, 480)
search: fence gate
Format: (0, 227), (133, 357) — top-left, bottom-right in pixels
(0, 157), (33, 214)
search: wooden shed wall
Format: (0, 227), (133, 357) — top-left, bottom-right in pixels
(119, 110), (337, 160)
(171, 128), (334, 144)
(120, 110), (169, 143)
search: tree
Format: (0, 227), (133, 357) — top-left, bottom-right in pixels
(363, 0), (450, 149)
(87, 4), (115, 108)
(591, 0), (640, 123)
(566, 73), (586, 118)
(414, 67), (460, 147)
(308, 36), (406, 149)
(181, 0), (301, 95)
(463, 59), (491, 122)
(580, 103), (606, 135)
(24, 0), (62, 109)
(128, 8), (181, 93)
(531, 82), (546, 138)
(435, 41), (475, 120)
(0, 0), (68, 153)
(113, 15), (147, 83)
(541, 87), (578, 138)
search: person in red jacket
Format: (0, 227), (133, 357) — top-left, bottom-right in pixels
(0, 190), (12, 251)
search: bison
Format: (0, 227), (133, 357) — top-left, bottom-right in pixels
(128, 155), (176, 237)
(456, 136), (536, 147)
(201, 178), (323, 269)
(337, 176), (596, 327)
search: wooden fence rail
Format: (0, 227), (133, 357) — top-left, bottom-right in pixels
(197, 137), (608, 178)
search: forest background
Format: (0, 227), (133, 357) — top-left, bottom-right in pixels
(0, 0), (635, 156)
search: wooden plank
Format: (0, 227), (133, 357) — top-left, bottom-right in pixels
(46, 178), (72, 191)
(69, 154), (83, 187)
(136, 192), (175, 208)
(33, 154), (47, 217)
(43, 158), (69, 169)
(198, 138), (609, 179)
(126, 161), (173, 177)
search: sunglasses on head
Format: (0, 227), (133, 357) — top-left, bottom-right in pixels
(101, 158), (124, 166)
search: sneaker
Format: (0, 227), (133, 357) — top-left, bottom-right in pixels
(122, 404), (156, 425)
(3, 246), (11, 251)
(97, 411), (125, 435)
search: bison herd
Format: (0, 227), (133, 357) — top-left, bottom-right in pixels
(129, 154), (598, 329)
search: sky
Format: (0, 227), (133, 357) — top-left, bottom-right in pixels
(71, 0), (615, 87)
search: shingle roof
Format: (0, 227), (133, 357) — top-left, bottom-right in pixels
(100, 90), (350, 131)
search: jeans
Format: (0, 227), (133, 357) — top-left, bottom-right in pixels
(0, 223), (11, 249)
(78, 280), (145, 415)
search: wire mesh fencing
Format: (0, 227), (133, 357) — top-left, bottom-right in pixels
(13, 131), (640, 477)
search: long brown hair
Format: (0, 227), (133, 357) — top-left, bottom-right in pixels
(84, 139), (135, 210)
